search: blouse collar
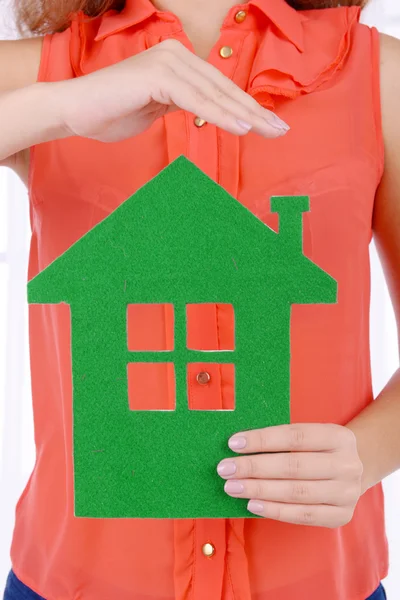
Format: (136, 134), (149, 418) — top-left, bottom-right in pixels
(94, 0), (306, 52)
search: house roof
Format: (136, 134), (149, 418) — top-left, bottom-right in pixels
(28, 156), (337, 306)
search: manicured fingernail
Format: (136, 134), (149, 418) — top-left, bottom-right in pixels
(236, 119), (252, 131)
(217, 461), (237, 476)
(228, 436), (247, 450)
(268, 115), (290, 131)
(248, 500), (264, 514)
(225, 481), (244, 494)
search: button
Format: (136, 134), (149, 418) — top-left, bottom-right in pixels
(234, 10), (247, 23)
(194, 116), (207, 127)
(202, 543), (215, 557)
(196, 371), (211, 385)
(219, 46), (233, 59)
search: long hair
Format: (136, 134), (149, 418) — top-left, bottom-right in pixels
(14, 0), (368, 36)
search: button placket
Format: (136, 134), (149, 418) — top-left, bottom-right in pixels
(174, 26), (247, 600)
(187, 110), (218, 180)
(214, 30), (243, 78)
(194, 520), (226, 600)
(215, 26), (251, 198)
(164, 111), (189, 163)
(190, 29), (243, 174)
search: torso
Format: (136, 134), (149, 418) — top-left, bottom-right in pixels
(14, 5), (390, 600)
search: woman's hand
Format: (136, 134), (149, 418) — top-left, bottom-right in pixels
(217, 423), (364, 527)
(52, 38), (289, 143)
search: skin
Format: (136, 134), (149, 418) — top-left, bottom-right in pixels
(0, 36), (287, 178)
(0, 0), (399, 528)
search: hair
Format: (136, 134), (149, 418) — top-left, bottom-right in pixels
(14, 0), (368, 36)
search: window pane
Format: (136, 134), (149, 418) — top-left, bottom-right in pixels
(127, 363), (175, 410)
(187, 363), (235, 410)
(186, 304), (235, 351)
(127, 304), (174, 351)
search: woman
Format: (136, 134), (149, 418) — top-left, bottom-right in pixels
(1, 0), (399, 598)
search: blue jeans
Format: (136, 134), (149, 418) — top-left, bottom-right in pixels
(3, 572), (45, 600)
(2, 570), (388, 599)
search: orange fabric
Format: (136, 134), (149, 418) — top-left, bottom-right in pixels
(11, 0), (389, 598)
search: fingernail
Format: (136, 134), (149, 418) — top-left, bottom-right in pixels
(268, 115), (290, 131)
(236, 119), (252, 131)
(225, 481), (244, 494)
(228, 436), (247, 450)
(217, 461), (237, 476)
(248, 500), (264, 514)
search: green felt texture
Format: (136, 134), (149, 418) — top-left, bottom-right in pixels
(28, 156), (337, 519)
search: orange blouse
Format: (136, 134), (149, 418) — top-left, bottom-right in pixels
(11, 0), (388, 598)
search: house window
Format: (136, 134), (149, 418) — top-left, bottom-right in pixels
(126, 303), (235, 411)
(186, 304), (235, 411)
(127, 303), (175, 410)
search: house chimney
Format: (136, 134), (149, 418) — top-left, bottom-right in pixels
(270, 195), (310, 253)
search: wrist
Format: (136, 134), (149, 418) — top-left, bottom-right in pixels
(345, 422), (378, 495)
(34, 81), (74, 142)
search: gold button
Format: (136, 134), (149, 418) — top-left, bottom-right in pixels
(196, 371), (211, 385)
(235, 10), (247, 23)
(194, 116), (207, 127)
(219, 46), (233, 59)
(202, 543), (215, 557)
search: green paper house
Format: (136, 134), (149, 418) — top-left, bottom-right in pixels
(28, 156), (337, 519)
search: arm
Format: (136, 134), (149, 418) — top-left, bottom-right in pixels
(215, 33), (400, 527)
(345, 32), (400, 493)
(0, 36), (287, 171)
(0, 80), (68, 162)
(0, 38), (48, 171)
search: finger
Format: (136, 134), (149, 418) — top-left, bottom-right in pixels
(246, 500), (353, 527)
(166, 42), (289, 133)
(228, 423), (354, 454)
(224, 478), (359, 507)
(217, 452), (337, 480)
(151, 49), (288, 138)
(165, 74), (285, 138)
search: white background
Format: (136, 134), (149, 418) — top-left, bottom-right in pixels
(0, 0), (399, 597)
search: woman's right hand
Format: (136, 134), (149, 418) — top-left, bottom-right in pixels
(55, 38), (290, 143)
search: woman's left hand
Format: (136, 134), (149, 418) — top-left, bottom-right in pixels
(217, 423), (364, 527)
